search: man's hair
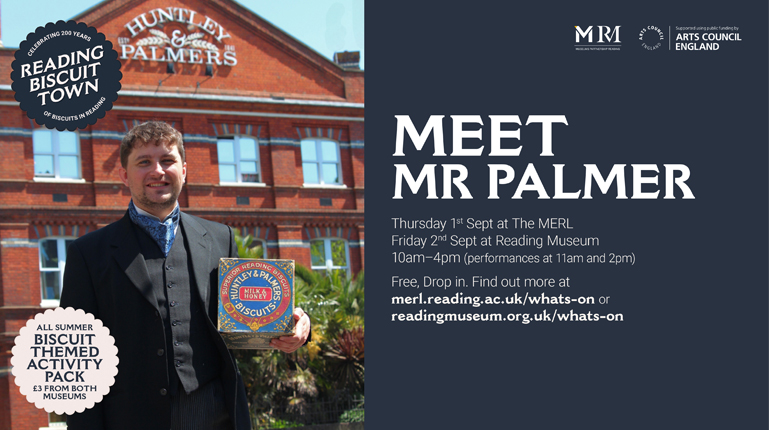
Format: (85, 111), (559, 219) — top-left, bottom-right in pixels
(120, 121), (185, 168)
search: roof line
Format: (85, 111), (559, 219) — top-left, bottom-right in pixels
(0, 85), (363, 109)
(0, 100), (363, 121)
(72, 0), (363, 75)
(110, 105), (364, 121)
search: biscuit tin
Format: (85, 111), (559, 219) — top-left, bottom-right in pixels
(217, 258), (295, 349)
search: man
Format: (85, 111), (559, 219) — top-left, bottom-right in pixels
(60, 121), (310, 429)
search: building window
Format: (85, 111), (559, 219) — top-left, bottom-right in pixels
(301, 139), (342, 185)
(48, 411), (67, 427)
(252, 239), (267, 259)
(310, 238), (349, 278)
(234, 230), (268, 259)
(218, 136), (261, 183)
(245, 238), (268, 259)
(33, 129), (81, 179)
(39, 238), (74, 306)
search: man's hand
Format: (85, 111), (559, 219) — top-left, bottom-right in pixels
(271, 307), (310, 353)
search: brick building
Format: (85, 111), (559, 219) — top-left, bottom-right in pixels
(0, 0), (364, 428)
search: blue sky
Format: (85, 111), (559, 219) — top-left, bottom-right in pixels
(1, 0), (364, 69)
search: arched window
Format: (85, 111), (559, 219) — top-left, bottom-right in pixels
(39, 237), (75, 307)
(310, 238), (349, 278)
(217, 135), (261, 183)
(233, 229), (268, 259)
(301, 138), (342, 185)
(246, 238), (268, 259)
(253, 239), (267, 258)
(33, 129), (81, 179)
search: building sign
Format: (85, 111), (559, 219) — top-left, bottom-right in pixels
(119, 7), (237, 66)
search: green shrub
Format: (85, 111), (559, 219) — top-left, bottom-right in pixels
(340, 408), (364, 423)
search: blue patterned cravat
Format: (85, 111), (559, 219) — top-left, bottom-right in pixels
(128, 200), (180, 256)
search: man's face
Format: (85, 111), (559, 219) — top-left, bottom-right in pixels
(118, 141), (187, 219)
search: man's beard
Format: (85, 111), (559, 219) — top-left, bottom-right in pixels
(135, 186), (181, 216)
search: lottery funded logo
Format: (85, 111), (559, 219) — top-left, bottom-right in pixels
(220, 261), (291, 331)
(11, 20), (122, 131)
(10, 307), (119, 415)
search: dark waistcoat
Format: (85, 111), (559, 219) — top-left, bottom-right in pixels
(134, 222), (222, 395)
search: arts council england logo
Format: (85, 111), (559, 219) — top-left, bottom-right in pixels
(639, 26), (664, 50)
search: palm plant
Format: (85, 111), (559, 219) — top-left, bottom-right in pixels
(294, 265), (364, 340)
(324, 327), (364, 393)
(230, 229), (365, 425)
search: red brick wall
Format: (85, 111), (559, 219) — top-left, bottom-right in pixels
(0, 225), (39, 307)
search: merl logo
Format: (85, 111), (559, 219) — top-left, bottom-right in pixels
(118, 7), (237, 66)
(575, 25), (622, 43)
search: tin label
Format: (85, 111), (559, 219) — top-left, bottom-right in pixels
(239, 287), (271, 301)
(219, 261), (291, 331)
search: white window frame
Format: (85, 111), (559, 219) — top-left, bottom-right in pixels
(45, 410), (68, 428)
(253, 239), (268, 259)
(301, 138), (343, 186)
(245, 238), (268, 259)
(217, 135), (263, 185)
(39, 237), (74, 307)
(310, 238), (350, 277)
(33, 129), (81, 179)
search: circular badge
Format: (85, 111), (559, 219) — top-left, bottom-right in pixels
(10, 307), (119, 415)
(11, 21), (122, 131)
(220, 261), (292, 331)
(639, 25), (664, 51)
